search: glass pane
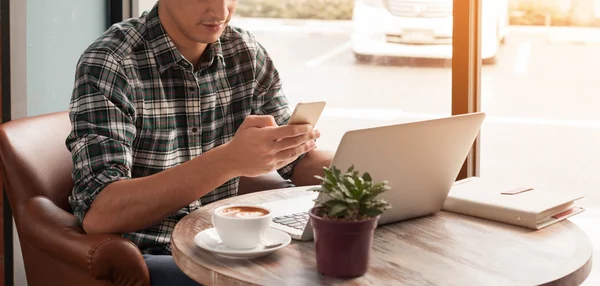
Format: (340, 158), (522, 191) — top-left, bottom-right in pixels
(480, 0), (599, 282)
(232, 0), (455, 151)
(26, 0), (107, 116)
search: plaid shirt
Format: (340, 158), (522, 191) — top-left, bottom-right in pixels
(66, 4), (301, 254)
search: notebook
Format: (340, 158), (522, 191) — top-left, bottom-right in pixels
(442, 177), (585, 229)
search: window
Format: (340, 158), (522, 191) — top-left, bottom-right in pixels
(479, 0), (600, 283)
(480, 1), (600, 213)
(17, 0), (107, 118)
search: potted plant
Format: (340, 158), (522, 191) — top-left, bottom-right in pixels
(308, 165), (392, 278)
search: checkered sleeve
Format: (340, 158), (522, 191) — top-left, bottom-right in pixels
(251, 39), (306, 180)
(66, 50), (137, 224)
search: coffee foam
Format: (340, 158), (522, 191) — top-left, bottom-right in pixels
(232, 211), (266, 218)
(220, 207), (268, 218)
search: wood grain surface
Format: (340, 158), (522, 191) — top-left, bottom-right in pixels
(172, 186), (593, 286)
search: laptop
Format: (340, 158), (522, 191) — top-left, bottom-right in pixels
(260, 112), (486, 241)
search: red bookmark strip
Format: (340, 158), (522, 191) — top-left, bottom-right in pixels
(552, 207), (584, 220)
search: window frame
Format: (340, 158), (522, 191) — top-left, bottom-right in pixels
(452, 0), (482, 180)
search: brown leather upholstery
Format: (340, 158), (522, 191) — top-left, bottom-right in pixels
(0, 111), (294, 286)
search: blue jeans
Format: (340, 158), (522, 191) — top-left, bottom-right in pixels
(143, 254), (202, 286)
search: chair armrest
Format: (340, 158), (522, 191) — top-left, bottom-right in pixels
(15, 196), (150, 286)
(238, 172), (295, 195)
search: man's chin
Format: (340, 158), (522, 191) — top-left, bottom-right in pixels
(189, 27), (226, 44)
(192, 35), (222, 44)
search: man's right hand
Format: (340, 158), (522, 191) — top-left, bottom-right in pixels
(224, 115), (320, 177)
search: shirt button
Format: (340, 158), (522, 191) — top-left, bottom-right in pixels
(188, 86), (195, 92)
(191, 127), (199, 133)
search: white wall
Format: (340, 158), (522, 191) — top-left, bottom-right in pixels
(13, 221), (26, 286)
(10, 0), (27, 120)
(9, 0), (28, 283)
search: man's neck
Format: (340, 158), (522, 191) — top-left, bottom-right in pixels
(158, 3), (207, 67)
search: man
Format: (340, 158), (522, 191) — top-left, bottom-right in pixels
(66, 0), (333, 285)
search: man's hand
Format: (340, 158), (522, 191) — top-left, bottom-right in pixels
(224, 115), (320, 177)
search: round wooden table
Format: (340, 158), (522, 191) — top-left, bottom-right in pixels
(172, 186), (593, 286)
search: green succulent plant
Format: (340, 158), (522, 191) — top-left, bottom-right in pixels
(310, 165), (392, 221)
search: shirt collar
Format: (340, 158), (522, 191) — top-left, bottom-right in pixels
(198, 41), (225, 71)
(144, 3), (226, 74)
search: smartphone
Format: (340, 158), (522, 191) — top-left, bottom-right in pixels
(287, 101), (326, 126)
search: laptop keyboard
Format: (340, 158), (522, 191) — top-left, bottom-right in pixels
(272, 212), (309, 230)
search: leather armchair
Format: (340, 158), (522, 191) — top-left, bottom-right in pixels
(0, 111), (294, 286)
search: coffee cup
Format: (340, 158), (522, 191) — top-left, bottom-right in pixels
(212, 204), (272, 250)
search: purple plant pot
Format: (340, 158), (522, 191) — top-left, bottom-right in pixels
(309, 207), (380, 278)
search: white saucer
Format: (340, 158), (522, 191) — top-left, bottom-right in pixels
(194, 228), (291, 259)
